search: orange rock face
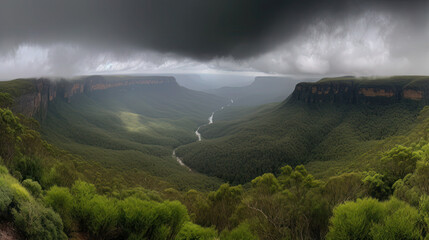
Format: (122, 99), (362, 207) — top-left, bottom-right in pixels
(311, 86), (317, 94)
(403, 89), (423, 100)
(291, 80), (429, 105)
(358, 88), (394, 97)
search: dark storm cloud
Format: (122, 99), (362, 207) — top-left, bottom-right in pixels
(0, 0), (427, 60)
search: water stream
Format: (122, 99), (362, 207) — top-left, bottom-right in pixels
(173, 99), (234, 170)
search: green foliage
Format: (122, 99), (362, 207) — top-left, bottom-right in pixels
(13, 156), (44, 183)
(0, 167), (67, 239)
(12, 200), (67, 240)
(0, 92), (14, 108)
(380, 145), (420, 184)
(177, 102), (420, 183)
(251, 173), (280, 194)
(207, 183), (243, 230)
(44, 186), (74, 233)
(0, 79), (35, 97)
(420, 195), (429, 235)
(327, 198), (422, 240)
(370, 198), (421, 240)
(220, 222), (258, 240)
(119, 186), (163, 201)
(243, 165), (329, 240)
(324, 172), (365, 207)
(392, 143), (429, 206)
(363, 172), (391, 200)
(119, 197), (157, 235)
(327, 198), (386, 240)
(71, 180), (97, 222)
(175, 222), (217, 240)
(0, 108), (23, 164)
(120, 197), (190, 239)
(84, 195), (119, 238)
(67, 180), (190, 239)
(0, 180), (13, 213)
(22, 179), (42, 198)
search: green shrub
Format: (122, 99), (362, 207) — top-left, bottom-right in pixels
(326, 198), (385, 240)
(119, 197), (189, 239)
(220, 222), (258, 240)
(83, 195), (119, 239)
(119, 197), (157, 235)
(327, 198), (422, 240)
(175, 222), (217, 240)
(14, 156), (44, 183)
(370, 199), (420, 240)
(0, 92), (14, 108)
(381, 145), (420, 184)
(12, 201), (67, 240)
(71, 180), (97, 220)
(22, 179), (42, 198)
(44, 186), (74, 233)
(0, 181), (13, 212)
(363, 172), (390, 200)
(0, 165), (9, 174)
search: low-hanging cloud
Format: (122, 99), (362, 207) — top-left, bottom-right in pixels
(0, 0), (428, 79)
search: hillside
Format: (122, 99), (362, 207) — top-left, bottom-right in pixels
(176, 76), (429, 183)
(207, 76), (315, 106)
(1, 75), (227, 191)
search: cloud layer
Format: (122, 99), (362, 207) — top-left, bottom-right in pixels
(0, 0), (428, 79)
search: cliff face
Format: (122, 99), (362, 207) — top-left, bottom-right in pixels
(289, 77), (429, 105)
(11, 75), (177, 118)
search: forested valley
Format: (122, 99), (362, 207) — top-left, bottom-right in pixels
(2, 76), (429, 240)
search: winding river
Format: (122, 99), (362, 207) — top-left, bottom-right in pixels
(172, 99), (234, 170)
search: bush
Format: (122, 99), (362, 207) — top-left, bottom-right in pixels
(12, 201), (67, 240)
(381, 145), (420, 184)
(118, 197), (189, 239)
(119, 197), (157, 236)
(13, 156), (44, 183)
(220, 222), (258, 240)
(44, 186), (74, 233)
(0, 92), (14, 108)
(22, 179), (42, 198)
(0, 165), (9, 174)
(363, 172), (390, 200)
(326, 198), (385, 240)
(0, 181), (13, 213)
(175, 222), (217, 240)
(327, 197), (422, 240)
(71, 180), (97, 220)
(370, 199), (420, 240)
(83, 195), (119, 239)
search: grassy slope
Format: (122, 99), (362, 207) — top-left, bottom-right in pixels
(176, 77), (426, 184)
(41, 84), (227, 191)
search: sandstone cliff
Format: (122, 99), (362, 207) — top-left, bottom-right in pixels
(9, 75), (178, 118)
(289, 76), (429, 105)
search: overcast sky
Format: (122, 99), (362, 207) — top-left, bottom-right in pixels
(0, 0), (428, 80)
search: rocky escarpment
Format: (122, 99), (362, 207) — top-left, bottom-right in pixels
(289, 76), (429, 105)
(10, 75), (178, 118)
